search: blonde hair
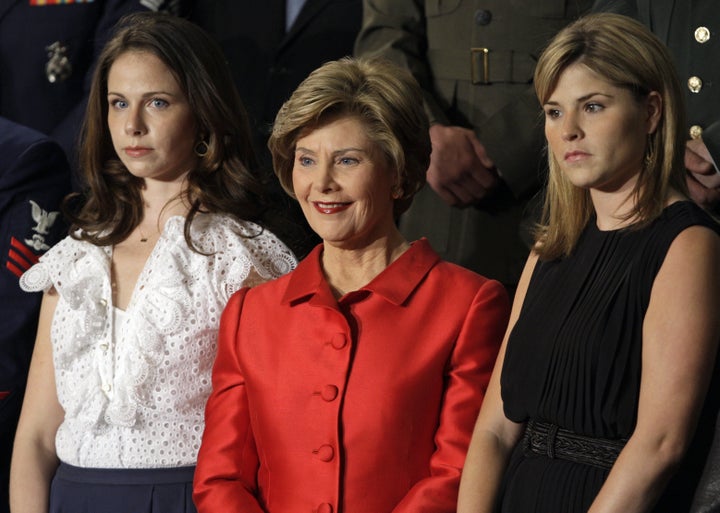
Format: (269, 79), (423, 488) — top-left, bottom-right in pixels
(268, 57), (430, 216)
(533, 13), (687, 260)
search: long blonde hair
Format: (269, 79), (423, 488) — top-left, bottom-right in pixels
(533, 13), (687, 260)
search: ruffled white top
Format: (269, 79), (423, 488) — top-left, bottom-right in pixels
(20, 214), (296, 468)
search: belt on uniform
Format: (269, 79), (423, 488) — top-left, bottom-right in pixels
(523, 419), (628, 470)
(426, 48), (536, 85)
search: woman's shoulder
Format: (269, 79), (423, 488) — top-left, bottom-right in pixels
(190, 213), (297, 279)
(19, 233), (107, 293)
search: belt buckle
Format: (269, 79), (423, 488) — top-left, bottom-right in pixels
(471, 47), (490, 84)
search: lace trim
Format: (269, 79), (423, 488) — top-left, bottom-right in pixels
(26, 215), (297, 431)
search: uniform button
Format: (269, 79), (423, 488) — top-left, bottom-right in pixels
(317, 503), (333, 513)
(102, 383), (112, 393)
(320, 385), (338, 401)
(475, 9), (492, 26)
(314, 444), (334, 462)
(690, 125), (704, 139)
(688, 76), (703, 93)
(330, 334), (347, 349)
(695, 26), (711, 44)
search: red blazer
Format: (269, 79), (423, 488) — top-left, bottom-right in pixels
(194, 239), (509, 513)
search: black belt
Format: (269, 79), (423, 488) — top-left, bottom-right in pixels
(523, 419), (627, 470)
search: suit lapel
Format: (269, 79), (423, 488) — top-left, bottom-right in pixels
(279, 0), (332, 51)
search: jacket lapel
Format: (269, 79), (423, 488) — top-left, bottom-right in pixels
(279, 0), (332, 51)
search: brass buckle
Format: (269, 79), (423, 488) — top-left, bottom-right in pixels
(471, 47), (490, 84)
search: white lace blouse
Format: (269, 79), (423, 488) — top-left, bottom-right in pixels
(20, 214), (296, 468)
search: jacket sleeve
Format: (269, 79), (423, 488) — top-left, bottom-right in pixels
(392, 279), (510, 513)
(354, 0), (450, 127)
(193, 289), (266, 513)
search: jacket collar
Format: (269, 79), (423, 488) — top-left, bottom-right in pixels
(281, 238), (440, 307)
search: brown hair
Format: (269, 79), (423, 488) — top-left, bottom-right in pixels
(268, 57), (430, 217)
(67, 11), (264, 248)
(533, 13), (687, 259)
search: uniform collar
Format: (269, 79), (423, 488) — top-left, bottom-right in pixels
(281, 238), (440, 307)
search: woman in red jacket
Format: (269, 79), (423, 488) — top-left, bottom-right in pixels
(193, 57), (511, 513)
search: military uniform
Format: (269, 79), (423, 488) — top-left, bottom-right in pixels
(355, 0), (592, 289)
(0, 117), (70, 513)
(0, 0), (160, 175)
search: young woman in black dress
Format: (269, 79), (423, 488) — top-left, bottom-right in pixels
(457, 13), (720, 513)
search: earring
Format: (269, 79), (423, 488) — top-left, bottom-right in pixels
(194, 140), (209, 157)
(391, 186), (404, 199)
(644, 134), (655, 170)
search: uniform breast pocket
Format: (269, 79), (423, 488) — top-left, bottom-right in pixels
(425, 0), (463, 17)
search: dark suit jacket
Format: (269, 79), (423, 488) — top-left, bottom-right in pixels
(0, 0), (151, 170)
(0, 117), (70, 513)
(188, 0), (362, 158)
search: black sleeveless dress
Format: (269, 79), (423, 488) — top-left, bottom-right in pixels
(499, 201), (720, 513)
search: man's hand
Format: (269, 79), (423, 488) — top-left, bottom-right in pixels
(685, 138), (720, 208)
(426, 124), (499, 207)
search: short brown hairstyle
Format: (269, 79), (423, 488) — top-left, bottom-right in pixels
(268, 57), (430, 216)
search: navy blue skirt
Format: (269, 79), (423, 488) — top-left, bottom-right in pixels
(49, 463), (197, 513)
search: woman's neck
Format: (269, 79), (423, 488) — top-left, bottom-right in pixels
(321, 230), (410, 299)
(590, 183), (685, 231)
(138, 179), (191, 238)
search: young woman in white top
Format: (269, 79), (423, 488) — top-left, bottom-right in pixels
(9, 12), (296, 513)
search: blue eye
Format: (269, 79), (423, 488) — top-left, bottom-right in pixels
(110, 99), (128, 109)
(339, 157), (359, 165)
(299, 156), (314, 166)
(151, 98), (169, 108)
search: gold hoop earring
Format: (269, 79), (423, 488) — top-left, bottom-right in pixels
(194, 140), (209, 157)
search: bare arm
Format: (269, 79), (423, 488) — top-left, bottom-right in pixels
(588, 225), (720, 512)
(457, 252), (539, 513)
(10, 291), (64, 513)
